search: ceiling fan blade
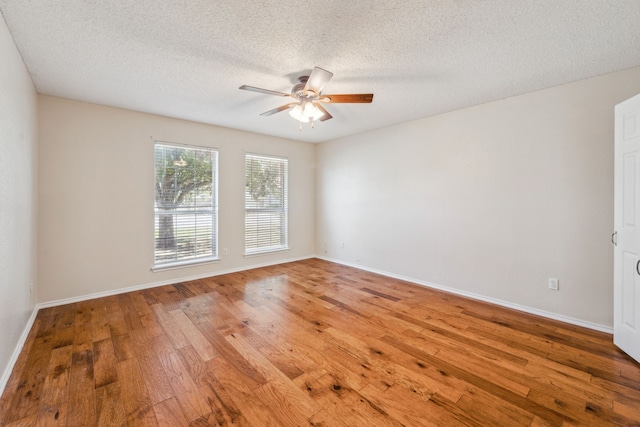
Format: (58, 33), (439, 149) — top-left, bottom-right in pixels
(320, 93), (374, 103)
(260, 103), (297, 116)
(304, 67), (333, 95)
(239, 85), (292, 97)
(314, 103), (333, 122)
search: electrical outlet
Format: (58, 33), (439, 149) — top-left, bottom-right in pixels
(548, 278), (559, 290)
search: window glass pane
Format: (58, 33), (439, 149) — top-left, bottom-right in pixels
(154, 142), (218, 266)
(245, 154), (288, 254)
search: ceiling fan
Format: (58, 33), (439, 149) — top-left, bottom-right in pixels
(239, 66), (373, 130)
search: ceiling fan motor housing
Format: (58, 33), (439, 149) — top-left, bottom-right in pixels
(292, 76), (313, 99)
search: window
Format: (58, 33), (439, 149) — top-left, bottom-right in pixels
(245, 154), (288, 255)
(154, 142), (218, 268)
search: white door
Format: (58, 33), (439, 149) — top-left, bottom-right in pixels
(614, 93), (640, 363)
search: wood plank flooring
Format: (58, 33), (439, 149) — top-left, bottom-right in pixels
(1, 258), (639, 426)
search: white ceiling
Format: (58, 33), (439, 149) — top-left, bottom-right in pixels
(2, 1), (640, 143)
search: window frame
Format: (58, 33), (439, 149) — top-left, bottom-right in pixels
(152, 141), (219, 271)
(244, 153), (289, 256)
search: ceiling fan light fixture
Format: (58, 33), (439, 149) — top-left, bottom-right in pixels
(302, 101), (313, 117)
(301, 101), (323, 120)
(311, 104), (324, 121)
(289, 104), (309, 122)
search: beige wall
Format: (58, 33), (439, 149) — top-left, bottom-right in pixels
(38, 96), (315, 302)
(0, 15), (38, 388)
(317, 66), (640, 329)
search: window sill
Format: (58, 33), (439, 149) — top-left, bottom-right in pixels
(244, 247), (290, 258)
(151, 256), (220, 272)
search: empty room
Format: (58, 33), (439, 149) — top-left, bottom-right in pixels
(2, 1), (640, 425)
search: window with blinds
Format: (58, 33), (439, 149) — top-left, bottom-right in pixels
(245, 154), (288, 255)
(154, 142), (218, 268)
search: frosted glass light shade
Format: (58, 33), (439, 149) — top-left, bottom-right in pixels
(310, 105), (324, 121)
(289, 104), (309, 122)
(289, 102), (324, 123)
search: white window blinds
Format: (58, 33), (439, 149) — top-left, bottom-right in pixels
(245, 154), (288, 255)
(154, 142), (218, 267)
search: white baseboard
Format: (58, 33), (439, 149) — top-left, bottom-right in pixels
(0, 305), (39, 397)
(315, 256), (613, 334)
(37, 255), (315, 309)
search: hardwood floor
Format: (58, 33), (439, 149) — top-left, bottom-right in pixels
(1, 258), (639, 426)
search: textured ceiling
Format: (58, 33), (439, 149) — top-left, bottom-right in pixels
(2, 1), (640, 143)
